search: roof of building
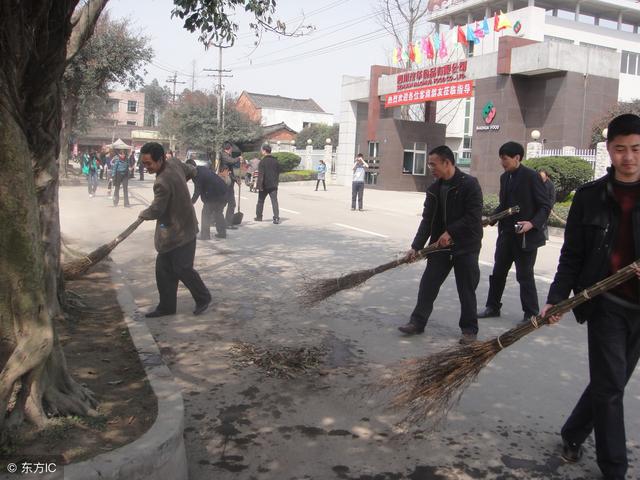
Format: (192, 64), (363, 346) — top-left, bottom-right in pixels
(262, 122), (298, 135)
(242, 91), (327, 113)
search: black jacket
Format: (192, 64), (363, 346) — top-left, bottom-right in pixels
(258, 155), (281, 191)
(412, 168), (483, 256)
(192, 166), (227, 203)
(494, 164), (551, 251)
(546, 168), (640, 322)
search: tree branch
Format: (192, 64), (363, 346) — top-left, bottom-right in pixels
(66, 0), (109, 62)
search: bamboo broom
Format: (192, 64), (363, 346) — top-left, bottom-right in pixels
(301, 206), (520, 306)
(383, 259), (640, 424)
(62, 218), (144, 280)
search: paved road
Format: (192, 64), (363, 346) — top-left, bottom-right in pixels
(60, 177), (640, 480)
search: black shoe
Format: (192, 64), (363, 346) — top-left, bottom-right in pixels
(214, 233), (226, 239)
(145, 309), (175, 318)
(193, 300), (210, 316)
(254, 216), (262, 221)
(561, 440), (583, 463)
(477, 307), (500, 318)
(519, 314), (537, 326)
(398, 323), (424, 335)
(459, 332), (478, 345)
(351, 208), (356, 211)
(273, 218), (280, 224)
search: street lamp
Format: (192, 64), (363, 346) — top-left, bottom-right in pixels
(531, 129), (541, 141)
(602, 128), (608, 140)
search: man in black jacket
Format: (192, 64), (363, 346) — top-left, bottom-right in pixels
(254, 144), (281, 224)
(478, 141), (551, 322)
(219, 141), (241, 230)
(192, 165), (228, 240)
(398, 146), (483, 344)
(543, 114), (640, 480)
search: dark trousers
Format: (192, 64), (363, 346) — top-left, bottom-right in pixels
(256, 188), (279, 219)
(155, 239), (210, 313)
(561, 297), (640, 480)
(352, 181), (364, 209)
(139, 169), (144, 181)
(224, 182), (236, 226)
(410, 251), (480, 334)
(201, 199), (226, 239)
(485, 234), (539, 317)
(315, 179), (326, 191)
(113, 171), (129, 206)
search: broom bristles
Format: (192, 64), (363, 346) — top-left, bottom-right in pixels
(63, 218), (144, 280)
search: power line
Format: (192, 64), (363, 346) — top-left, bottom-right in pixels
(166, 72), (187, 102)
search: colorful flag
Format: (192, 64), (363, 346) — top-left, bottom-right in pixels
(457, 25), (468, 46)
(426, 37), (435, 59)
(401, 45), (409, 63)
(474, 21), (485, 39)
(408, 42), (416, 61)
(433, 32), (440, 53)
(438, 32), (448, 58)
(482, 17), (490, 36)
(414, 43), (422, 64)
(467, 24), (479, 44)
(392, 47), (399, 65)
(497, 11), (512, 31)
(494, 12), (500, 32)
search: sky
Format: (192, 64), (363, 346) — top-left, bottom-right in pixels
(107, 0), (409, 121)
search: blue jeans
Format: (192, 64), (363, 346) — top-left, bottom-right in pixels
(87, 171), (98, 194)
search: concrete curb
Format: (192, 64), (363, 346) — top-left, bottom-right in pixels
(63, 264), (187, 480)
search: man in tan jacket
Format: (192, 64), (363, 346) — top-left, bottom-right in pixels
(138, 142), (211, 317)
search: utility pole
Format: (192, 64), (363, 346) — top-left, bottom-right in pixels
(166, 72), (186, 103)
(203, 45), (233, 128)
(190, 60), (196, 91)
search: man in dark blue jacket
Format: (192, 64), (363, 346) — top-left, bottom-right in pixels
(478, 141), (551, 322)
(192, 165), (228, 240)
(543, 114), (640, 480)
(398, 145), (483, 345)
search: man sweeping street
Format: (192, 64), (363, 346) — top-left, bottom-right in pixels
(398, 145), (483, 345)
(138, 142), (211, 318)
(543, 114), (640, 480)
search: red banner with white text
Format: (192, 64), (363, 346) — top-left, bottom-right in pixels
(385, 80), (473, 108)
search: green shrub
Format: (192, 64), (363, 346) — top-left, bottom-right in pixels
(272, 152), (301, 172)
(242, 151), (261, 160)
(522, 156), (593, 202)
(482, 194), (500, 216)
(280, 170), (315, 182)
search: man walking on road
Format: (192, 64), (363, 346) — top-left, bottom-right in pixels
(478, 141), (551, 322)
(192, 165), (228, 240)
(111, 150), (131, 207)
(138, 142), (211, 318)
(351, 153), (368, 211)
(542, 114), (640, 480)
(398, 146), (483, 345)
(254, 144), (281, 224)
(219, 141), (241, 230)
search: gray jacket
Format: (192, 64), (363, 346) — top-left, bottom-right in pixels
(139, 159), (198, 253)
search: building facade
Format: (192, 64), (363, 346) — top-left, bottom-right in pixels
(236, 91), (334, 133)
(337, 0), (640, 193)
(107, 90), (146, 126)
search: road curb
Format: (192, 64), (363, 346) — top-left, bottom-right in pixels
(63, 264), (187, 480)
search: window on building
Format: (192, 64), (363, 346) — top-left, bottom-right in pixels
(621, 51), (640, 76)
(302, 122), (310, 129)
(460, 97), (473, 167)
(127, 100), (137, 113)
(402, 142), (427, 175)
(365, 171), (378, 185)
(629, 53), (637, 76)
(368, 141), (379, 158)
(621, 51), (629, 74)
(126, 121), (137, 126)
(109, 101), (119, 113)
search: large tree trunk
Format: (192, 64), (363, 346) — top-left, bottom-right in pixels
(0, 0), (104, 436)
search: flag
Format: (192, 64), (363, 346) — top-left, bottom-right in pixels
(401, 45), (409, 63)
(494, 12), (500, 32)
(392, 47), (399, 65)
(426, 36), (435, 59)
(474, 21), (485, 39)
(421, 36), (428, 55)
(497, 11), (512, 30)
(438, 32), (448, 58)
(467, 24), (479, 44)
(408, 42), (416, 62)
(483, 17), (490, 36)
(457, 25), (468, 46)
(433, 32), (440, 53)
(414, 43), (422, 64)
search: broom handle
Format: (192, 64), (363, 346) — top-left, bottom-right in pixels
(482, 206), (520, 227)
(104, 217), (145, 251)
(497, 259), (640, 350)
(370, 244), (449, 275)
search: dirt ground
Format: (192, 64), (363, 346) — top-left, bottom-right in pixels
(2, 261), (157, 465)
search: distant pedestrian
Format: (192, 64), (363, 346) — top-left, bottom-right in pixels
(192, 165), (228, 240)
(87, 151), (99, 196)
(219, 141), (242, 229)
(138, 142), (211, 318)
(128, 151), (136, 179)
(315, 160), (327, 191)
(137, 154), (145, 181)
(111, 150), (130, 207)
(538, 168), (556, 239)
(254, 144), (281, 224)
(351, 153), (368, 211)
